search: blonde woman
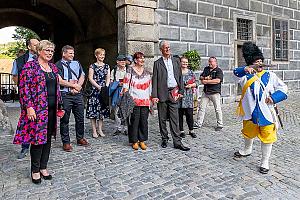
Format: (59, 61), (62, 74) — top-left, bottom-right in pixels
(86, 48), (110, 138)
(13, 40), (60, 184)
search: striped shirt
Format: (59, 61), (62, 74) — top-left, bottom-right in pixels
(123, 68), (152, 107)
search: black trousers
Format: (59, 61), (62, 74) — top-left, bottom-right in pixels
(30, 97), (55, 173)
(178, 108), (194, 131)
(128, 106), (149, 143)
(60, 93), (85, 144)
(157, 101), (182, 146)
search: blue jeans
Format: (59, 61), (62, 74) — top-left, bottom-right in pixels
(21, 143), (30, 150)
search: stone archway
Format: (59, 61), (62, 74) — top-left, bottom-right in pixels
(0, 0), (117, 69)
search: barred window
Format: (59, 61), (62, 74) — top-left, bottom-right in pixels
(273, 19), (289, 61)
(237, 18), (253, 41)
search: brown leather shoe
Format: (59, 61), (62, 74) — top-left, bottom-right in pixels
(132, 143), (139, 150)
(77, 138), (89, 146)
(139, 142), (147, 150)
(63, 143), (73, 152)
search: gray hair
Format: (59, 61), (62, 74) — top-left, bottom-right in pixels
(62, 45), (74, 54)
(159, 40), (169, 49)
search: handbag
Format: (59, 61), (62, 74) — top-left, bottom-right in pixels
(118, 69), (135, 120)
(100, 86), (109, 107)
(57, 99), (65, 118)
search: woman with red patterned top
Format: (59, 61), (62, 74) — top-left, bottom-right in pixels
(122, 52), (152, 150)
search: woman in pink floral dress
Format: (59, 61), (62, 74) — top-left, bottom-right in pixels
(13, 40), (61, 184)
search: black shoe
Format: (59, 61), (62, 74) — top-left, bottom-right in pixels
(161, 140), (168, 148)
(31, 174), (41, 184)
(113, 130), (121, 136)
(189, 131), (197, 138)
(180, 131), (185, 138)
(40, 172), (53, 180)
(259, 167), (269, 174)
(174, 144), (190, 151)
(193, 122), (200, 129)
(234, 151), (251, 158)
(215, 127), (223, 131)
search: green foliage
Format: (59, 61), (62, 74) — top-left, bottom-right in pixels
(0, 54), (12, 59)
(2, 27), (39, 58)
(182, 50), (201, 71)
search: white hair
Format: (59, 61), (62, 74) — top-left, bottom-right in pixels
(159, 40), (169, 49)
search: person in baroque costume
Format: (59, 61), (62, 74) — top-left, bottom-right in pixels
(233, 42), (288, 174)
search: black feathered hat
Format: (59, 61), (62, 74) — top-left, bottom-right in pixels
(242, 42), (264, 66)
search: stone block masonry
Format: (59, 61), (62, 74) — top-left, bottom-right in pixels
(155, 0), (300, 102)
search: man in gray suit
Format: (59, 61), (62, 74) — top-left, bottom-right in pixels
(152, 41), (190, 151)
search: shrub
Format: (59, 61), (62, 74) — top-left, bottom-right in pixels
(182, 50), (201, 71)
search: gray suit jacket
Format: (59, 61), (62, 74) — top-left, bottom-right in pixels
(152, 56), (184, 102)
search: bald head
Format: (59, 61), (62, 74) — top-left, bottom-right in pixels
(28, 38), (39, 54)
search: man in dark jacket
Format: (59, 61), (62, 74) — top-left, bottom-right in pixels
(152, 40), (190, 151)
(11, 38), (39, 159)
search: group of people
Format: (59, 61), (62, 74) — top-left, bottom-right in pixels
(11, 38), (288, 184)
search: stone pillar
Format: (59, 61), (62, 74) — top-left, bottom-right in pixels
(116, 0), (158, 69)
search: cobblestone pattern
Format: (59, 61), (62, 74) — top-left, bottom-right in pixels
(1, 92), (299, 200)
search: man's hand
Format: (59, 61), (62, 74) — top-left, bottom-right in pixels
(27, 107), (36, 121)
(152, 98), (159, 103)
(265, 97), (274, 105)
(174, 94), (183, 101)
(202, 79), (208, 84)
(205, 75), (212, 80)
(73, 83), (82, 92)
(70, 89), (79, 94)
(244, 66), (257, 74)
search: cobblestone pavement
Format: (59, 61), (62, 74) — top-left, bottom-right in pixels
(1, 92), (299, 200)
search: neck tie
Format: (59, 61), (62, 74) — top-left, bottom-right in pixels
(66, 61), (72, 81)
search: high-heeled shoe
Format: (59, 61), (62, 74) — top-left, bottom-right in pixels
(98, 130), (105, 137)
(40, 172), (52, 180)
(92, 132), (99, 138)
(31, 173), (41, 184)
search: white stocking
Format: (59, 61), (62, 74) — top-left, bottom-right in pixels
(261, 142), (273, 169)
(239, 138), (254, 155)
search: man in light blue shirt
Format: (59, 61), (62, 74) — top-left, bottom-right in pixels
(11, 38), (39, 84)
(11, 38), (39, 159)
(56, 45), (89, 152)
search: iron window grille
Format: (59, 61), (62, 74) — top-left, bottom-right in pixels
(273, 19), (289, 61)
(237, 18), (253, 41)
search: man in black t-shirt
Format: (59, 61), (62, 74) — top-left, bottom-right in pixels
(194, 57), (224, 131)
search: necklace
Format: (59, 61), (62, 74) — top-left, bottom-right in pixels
(134, 66), (143, 73)
(45, 71), (56, 80)
(40, 64), (52, 72)
(40, 64), (55, 79)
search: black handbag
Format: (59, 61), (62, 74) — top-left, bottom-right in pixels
(100, 86), (109, 107)
(118, 69), (135, 120)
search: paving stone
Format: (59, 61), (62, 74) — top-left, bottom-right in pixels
(1, 92), (300, 200)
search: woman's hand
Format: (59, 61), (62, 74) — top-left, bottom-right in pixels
(27, 107), (36, 121)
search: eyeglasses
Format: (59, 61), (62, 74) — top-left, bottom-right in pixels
(43, 49), (55, 54)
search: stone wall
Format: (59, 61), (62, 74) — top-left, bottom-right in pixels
(0, 100), (12, 134)
(117, 0), (158, 70)
(156, 0), (300, 102)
